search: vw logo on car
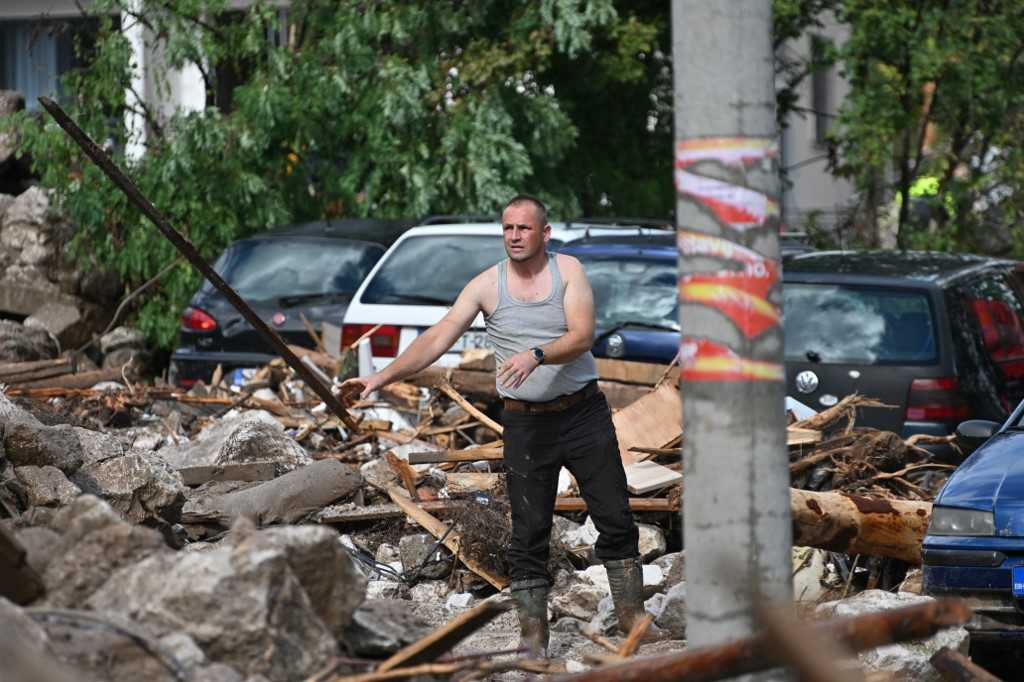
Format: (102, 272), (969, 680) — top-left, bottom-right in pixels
(795, 370), (819, 394)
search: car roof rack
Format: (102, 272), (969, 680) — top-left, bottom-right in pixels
(568, 216), (674, 230)
(420, 214), (497, 226)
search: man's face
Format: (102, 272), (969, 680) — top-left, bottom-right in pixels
(501, 203), (550, 262)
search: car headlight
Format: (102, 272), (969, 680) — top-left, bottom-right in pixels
(606, 333), (626, 358)
(928, 507), (995, 536)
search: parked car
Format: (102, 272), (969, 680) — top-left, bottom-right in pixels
(559, 234), (679, 363)
(783, 250), (1024, 440)
(341, 219), (670, 372)
(168, 219), (410, 386)
(922, 402), (1024, 639)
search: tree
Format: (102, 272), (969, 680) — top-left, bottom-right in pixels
(9, 0), (672, 348)
(827, 1), (1024, 251)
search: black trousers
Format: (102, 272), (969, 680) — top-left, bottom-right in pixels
(503, 390), (639, 586)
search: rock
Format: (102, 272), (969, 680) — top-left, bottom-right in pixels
(14, 465), (81, 507)
(0, 596), (77, 682)
(0, 90), (25, 116)
(23, 302), (83, 348)
(232, 525), (366, 636)
(99, 325), (146, 355)
(550, 568), (607, 621)
(159, 632), (207, 671)
(563, 516), (599, 548)
(343, 599), (435, 657)
(191, 664), (245, 682)
(181, 459), (361, 527)
(0, 319), (58, 362)
(637, 522), (667, 561)
(161, 411), (312, 473)
(642, 563), (666, 597)
(652, 581), (687, 638)
(374, 542), (399, 564)
(816, 590), (969, 681)
(653, 551), (684, 589)
(3, 186), (49, 230)
(399, 532), (452, 580)
(409, 580), (449, 603)
(365, 580), (404, 600)
(899, 568), (924, 595)
(552, 514), (582, 547)
(43, 498), (169, 608)
(86, 528), (342, 682)
(0, 391), (42, 426)
(73, 451), (186, 524)
(446, 592), (473, 610)
(0, 524), (45, 604)
(3, 419), (132, 475)
(13, 526), (61, 576)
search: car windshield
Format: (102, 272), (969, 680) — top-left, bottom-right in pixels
(204, 239), (382, 302)
(574, 255), (679, 332)
(361, 235), (509, 305)
(784, 284), (937, 364)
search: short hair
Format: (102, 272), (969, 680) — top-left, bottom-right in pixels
(502, 194), (548, 227)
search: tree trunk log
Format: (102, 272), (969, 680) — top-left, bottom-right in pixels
(791, 489), (931, 565)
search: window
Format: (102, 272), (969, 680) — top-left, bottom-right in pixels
(0, 18), (99, 110)
(783, 284), (937, 364)
(575, 256), (678, 332)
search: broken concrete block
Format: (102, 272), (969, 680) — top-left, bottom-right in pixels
(232, 525), (366, 636)
(0, 319), (59, 362)
(637, 522), (667, 561)
(3, 418), (133, 475)
(159, 632), (207, 671)
(43, 500), (169, 608)
(446, 592), (474, 610)
(99, 325), (146, 355)
(182, 459), (361, 527)
(14, 465), (80, 507)
(23, 302), (83, 348)
(365, 580), (404, 600)
(86, 532), (341, 682)
(399, 531), (452, 580)
(652, 581), (687, 638)
(816, 590), (968, 681)
(550, 568), (607, 621)
(161, 411), (312, 473)
(653, 550), (685, 590)
(343, 599), (435, 657)
(2, 186), (49, 229)
(409, 580), (449, 603)
(73, 451), (185, 524)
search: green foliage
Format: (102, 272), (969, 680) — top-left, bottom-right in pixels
(8, 0), (669, 348)
(827, 1), (1024, 252)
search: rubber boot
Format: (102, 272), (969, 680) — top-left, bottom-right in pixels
(605, 556), (647, 635)
(511, 580), (550, 658)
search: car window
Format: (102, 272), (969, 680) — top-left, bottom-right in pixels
(204, 239), (382, 301)
(962, 274), (1024, 407)
(783, 284), (937, 364)
(360, 235), (508, 305)
(574, 256), (679, 331)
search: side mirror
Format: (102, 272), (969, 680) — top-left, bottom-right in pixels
(955, 419), (1000, 456)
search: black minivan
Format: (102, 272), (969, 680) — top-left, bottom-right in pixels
(783, 251), (1024, 442)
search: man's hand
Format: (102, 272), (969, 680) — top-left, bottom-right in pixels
(497, 350), (540, 390)
(339, 373), (388, 401)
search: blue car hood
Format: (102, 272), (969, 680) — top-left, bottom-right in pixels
(937, 431), (1024, 536)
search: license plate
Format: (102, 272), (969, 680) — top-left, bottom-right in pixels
(451, 331), (491, 352)
(1012, 566), (1024, 597)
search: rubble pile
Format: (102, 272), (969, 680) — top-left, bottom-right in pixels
(0, 347), (974, 679)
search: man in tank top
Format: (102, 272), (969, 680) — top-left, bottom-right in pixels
(342, 195), (647, 656)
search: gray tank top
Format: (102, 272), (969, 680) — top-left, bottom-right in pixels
(486, 252), (598, 401)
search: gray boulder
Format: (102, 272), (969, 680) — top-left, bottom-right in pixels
(73, 451), (185, 524)
(816, 590), (969, 681)
(86, 526), (345, 682)
(399, 532), (452, 580)
(344, 599), (435, 656)
(14, 464), (80, 507)
(637, 522), (667, 562)
(161, 411), (312, 473)
(651, 581), (687, 638)
(13, 526), (61, 576)
(100, 325), (147, 355)
(23, 302), (84, 349)
(0, 596), (77, 682)
(0, 319), (58, 362)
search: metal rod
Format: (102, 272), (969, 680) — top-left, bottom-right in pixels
(37, 96), (359, 431)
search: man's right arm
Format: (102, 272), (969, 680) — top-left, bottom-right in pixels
(343, 272), (488, 398)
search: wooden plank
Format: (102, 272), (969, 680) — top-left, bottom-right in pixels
(376, 596), (512, 672)
(13, 365), (128, 389)
(0, 357), (75, 384)
(176, 462), (277, 487)
(408, 447), (504, 464)
(787, 427), (822, 447)
(596, 358), (671, 386)
(445, 472), (502, 495)
(318, 500), (464, 524)
(407, 367), (497, 399)
(386, 486), (509, 590)
(612, 381), (683, 466)
(624, 460), (683, 495)
(554, 497), (680, 513)
(436, 381), (503, 435)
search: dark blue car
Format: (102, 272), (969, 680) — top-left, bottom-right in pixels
(559, 235), (680, 363)
(924, 405), (1024, 640)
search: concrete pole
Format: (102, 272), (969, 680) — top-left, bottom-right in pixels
(672, 0), (793, 654)
(123, 0), (147, 161)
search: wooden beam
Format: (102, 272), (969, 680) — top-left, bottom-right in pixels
(408, 447), (504, 464)
(176, 462), (277, 487)
(407, 367), (497, 398)
(554, 497), (680, 513)
(436, 382), (503, 435)
(318, 500), (465, 524)
(386, 486), (509, 590)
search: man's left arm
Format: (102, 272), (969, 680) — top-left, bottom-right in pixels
(496, 255), (595, 389)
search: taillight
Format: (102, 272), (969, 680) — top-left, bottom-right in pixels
(905, 377), (971, 422)
(341, 323), (401, 358)
(181, 306), (218, 332)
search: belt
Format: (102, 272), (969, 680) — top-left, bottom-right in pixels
(503, 380), (599, 414)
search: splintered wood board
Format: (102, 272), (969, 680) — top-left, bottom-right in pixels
(612, 381), (683, 466)
(445, 472), (502, 495)
(596, 358), (672, 386)
(624, 460), (683, 495)
(787, 427), (822, 447)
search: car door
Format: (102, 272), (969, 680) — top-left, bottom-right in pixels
(959, 270), (1024, 414)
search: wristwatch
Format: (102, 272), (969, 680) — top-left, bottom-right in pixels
(531, 346), (545, 365)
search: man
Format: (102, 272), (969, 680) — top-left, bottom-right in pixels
(343, 195), (645, 656)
